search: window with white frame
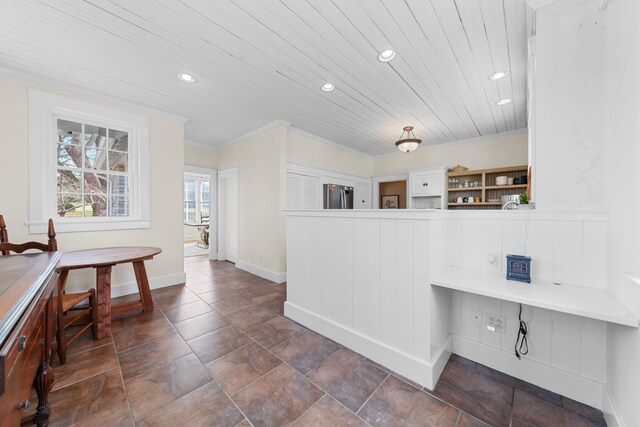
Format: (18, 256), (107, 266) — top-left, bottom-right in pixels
(184, 173), (210, 223)
(29, 89), (150, 233)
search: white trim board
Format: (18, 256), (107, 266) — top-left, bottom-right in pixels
(236, 260), (286, 284)
(285, 302), (450, 390)
(451, 334), (604, 409)
(286, 163), (370, 182)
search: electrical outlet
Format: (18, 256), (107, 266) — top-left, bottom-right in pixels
(471, 310), (482, 326)
(485, 313), (506, 334)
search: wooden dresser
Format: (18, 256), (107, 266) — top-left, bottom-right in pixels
(0, 252), (61, 427)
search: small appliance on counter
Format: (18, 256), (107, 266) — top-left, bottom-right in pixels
(323, 184), (354, 209)
(506, 254), (532, 283)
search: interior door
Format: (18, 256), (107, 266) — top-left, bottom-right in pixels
(218, 168), (239, 263)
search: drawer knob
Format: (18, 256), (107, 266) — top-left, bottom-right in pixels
(18, 399), (30, 410)
(18, 335), (27, 351)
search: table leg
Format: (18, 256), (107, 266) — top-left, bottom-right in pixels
(95, 266), (112, 339)
(133, 260), (154, 312)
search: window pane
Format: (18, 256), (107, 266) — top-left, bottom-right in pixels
(109, 152), (128, 172)
(57, 143), (82, 168)
(84, 195), (107, 217)
(109, 176), (129, 195)
(57, 120), (82, 145)
(85, 148), (108, 170)
(57, 170), (82, 193)
(109, 129), (128, 152)
(109, 196), (129, 217)
(57, 194), (83, 218)
(84, 172), (108, 195)
(84, 125), (107, 148)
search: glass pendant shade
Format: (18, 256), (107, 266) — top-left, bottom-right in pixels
(395, 126), (422, 153)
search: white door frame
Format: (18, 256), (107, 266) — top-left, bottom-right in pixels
(217, 167), (239, 263)
(184, 165), (217, 260)
(372, 174), (409, 209)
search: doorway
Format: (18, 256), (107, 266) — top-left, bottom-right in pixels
(379, 181), (407, 209)
(183, 166), (216, 259)
(217, 167), (239, 263)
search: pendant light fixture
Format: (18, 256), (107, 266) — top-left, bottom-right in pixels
(395, 126), (422, 153)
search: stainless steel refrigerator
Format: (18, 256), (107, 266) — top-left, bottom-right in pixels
(323, 184), (354, 209)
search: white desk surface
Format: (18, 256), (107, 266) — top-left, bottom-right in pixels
(431, 266), (638, 328)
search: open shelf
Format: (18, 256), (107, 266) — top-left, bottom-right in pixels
(431, 266), (639, 327)
(484, 184), (528, 190)
(446, 165), (528, 209)
(448, 202), (501, 206)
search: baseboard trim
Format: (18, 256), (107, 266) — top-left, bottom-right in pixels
(237, 260), (286, 284)
(428, 337), (452, 391)
(284, 302), (436, 388)
(109, 272), (187, 299)
(451, 334), (604, 409)
(602, 386), (626, 427)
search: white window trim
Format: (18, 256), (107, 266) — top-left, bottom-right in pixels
(28, 88), (150, 233)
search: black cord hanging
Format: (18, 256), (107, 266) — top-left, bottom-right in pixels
(515, 303), (529, 359)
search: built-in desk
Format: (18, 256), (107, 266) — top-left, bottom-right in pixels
(432, 266), (639, 328)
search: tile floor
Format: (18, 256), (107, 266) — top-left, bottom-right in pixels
(41, 255), (607, 426)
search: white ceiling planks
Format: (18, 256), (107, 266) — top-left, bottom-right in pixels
(356, 0), (478, 141)
(0, 0), (528, 155)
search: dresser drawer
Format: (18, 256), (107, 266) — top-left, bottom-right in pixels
(0, 297), (47, 425)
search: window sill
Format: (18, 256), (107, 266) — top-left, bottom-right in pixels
(29, 219), (151, 234)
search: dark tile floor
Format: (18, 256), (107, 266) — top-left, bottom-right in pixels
(41, 255), (607, 426)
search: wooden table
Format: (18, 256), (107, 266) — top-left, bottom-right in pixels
(59, 247), (162, 339)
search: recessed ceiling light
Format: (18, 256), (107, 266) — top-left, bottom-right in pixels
(177, 72), (196, 83)
(496, 98), (512, 106)
(489, 71), (508, 81)
(321, 83), (335, 92)
(378, 49), (396, 62)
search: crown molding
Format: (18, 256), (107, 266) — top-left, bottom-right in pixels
(0, 67), (189, 123)
(219, 120), (291, 148)
(185, 139), (219, 150)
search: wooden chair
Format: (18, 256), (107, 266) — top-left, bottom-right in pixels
(0, 215), (97, 365)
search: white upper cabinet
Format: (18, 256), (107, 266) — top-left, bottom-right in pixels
(409, 171), (443, 197)
(408, 167), (446, 209)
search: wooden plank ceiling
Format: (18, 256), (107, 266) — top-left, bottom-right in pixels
(0, 0), (528, 156)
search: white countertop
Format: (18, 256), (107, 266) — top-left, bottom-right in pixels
(431, 266), (638, 327)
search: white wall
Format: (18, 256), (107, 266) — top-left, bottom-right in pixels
(287, 128), (373, 178)
(603, 0), (640, 426)
(0, 74), (185, 293)
(532, 0), (607, 211)
(218, 125), (287, 275)
(445, 214), (608, 407)
(529, 0), (640, 424)
(184, 141), (219, 169)
(284, 210), (610, 406)
(372, 130), (528, 177)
